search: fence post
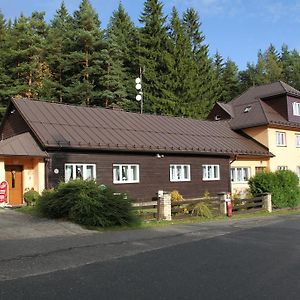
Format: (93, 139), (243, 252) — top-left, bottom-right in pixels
(157, 192), (172, 221)
(218, 192), (227, 215)
(262, 193), (272, 213)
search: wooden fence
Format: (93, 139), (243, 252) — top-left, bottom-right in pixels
(132, 193), (271, 221)
(232, 196), (264, 213)
(171, 197), (220, 219)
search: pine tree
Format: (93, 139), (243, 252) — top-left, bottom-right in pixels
(264, 44), (283, 82)
(182, 8), (218, 118)
(0, 11), (13, 114)
(5, 12), (49, 99)
(106, 3), (139, 111)
(46, 1), (72, 102)
(97, 32), (128, 108)
(139, 0), (176, 115)
(221, 59), (240, 102)
(67, 0), (104, 105)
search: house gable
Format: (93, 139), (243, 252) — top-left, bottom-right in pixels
(0, 102), (31, 140)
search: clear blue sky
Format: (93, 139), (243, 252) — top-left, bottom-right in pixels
(1, 0), (299, 70)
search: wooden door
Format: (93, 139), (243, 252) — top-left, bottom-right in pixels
(5, 165), (23, 206)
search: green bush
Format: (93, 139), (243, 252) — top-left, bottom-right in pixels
(37, 179), (139, 227)
(24, 190), (40, 206)
(248, 170), (300, 208)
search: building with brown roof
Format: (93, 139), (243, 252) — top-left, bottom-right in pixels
(208, 81), (300, 197)
(0, 98), (271, 205)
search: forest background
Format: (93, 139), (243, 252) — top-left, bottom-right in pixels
(0, 0), (299, 118)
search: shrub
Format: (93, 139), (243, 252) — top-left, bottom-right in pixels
(24, 190), (40, 206)
(37, 180), (139, 227)
(170, 190), (183, 202)
(70, 186), (139, 227)
(188, 202), (212, 218)
(248, 170), (300, 208)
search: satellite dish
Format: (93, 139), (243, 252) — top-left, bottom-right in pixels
(136, 94), (142, 101)
(135, 83), (142, 90)
(135, 77), (141, 84)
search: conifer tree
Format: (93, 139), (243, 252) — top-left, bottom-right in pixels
(106, 3), (139, 110)
(182, 8), (218, 118)
(97, 32), (128, 108)
(67, 0), (103, 105)
(221, 59), (240, 102)
(46, 1), (72, 102)
(0, 11), (12, 107)
(5, 12), (49, 99)
(139, 0), (177, 115)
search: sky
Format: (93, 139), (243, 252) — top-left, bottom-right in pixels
(0, 0), (299, 70)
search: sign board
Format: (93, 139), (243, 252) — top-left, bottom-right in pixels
(0, 180), (8, 203)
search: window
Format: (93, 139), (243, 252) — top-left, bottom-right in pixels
(113, 164), (139, 184)
(170, 164), (191, 182)
(296, 134), (300, 147)
(277, 166), (288, 171)
(244, 105), (252, 113)
(255, 167), (266, 174)
(293, 102), (300, 116)
(231, 167), (250, 183)
(276, 131), (286, 146)
(202, 165), (220, 181)
(65, 164), (96, 182)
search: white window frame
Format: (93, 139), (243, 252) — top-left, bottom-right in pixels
(113, 164), (140, 184)
(293, 102), (300, 116)
(295, 134), (300, 148)
(64, 163), (96, 182)
(231, 167), (251, 183)
(169, 164), (191, 182)
(277, 166), (288, 171)
(202, 165), (220, 181)
(276, 131), (286, 147)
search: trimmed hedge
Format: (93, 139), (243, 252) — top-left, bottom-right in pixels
(37, 180), (139, 227)
(248, 170), (300, 208)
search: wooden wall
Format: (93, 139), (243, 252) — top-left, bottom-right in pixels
(47, 151), (231, 201)
(0, 104), (30, 139)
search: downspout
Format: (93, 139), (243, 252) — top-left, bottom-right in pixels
(229, 154), (238, 194)
(44, 156), (50, 190)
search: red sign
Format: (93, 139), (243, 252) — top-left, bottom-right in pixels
(0, 181), (8, 203)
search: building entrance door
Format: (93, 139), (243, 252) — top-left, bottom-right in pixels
(5, 165), (23, 206)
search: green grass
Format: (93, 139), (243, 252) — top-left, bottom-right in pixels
(16, 205), (300, 231)
(16, 205), (42, 217)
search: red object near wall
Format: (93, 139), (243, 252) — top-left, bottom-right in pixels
(227, 201), (233, 217)
(0, 180), (8, 203)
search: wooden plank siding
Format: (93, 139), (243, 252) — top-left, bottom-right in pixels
(47, 151), (231, 201)
(0, 105), (30, 140)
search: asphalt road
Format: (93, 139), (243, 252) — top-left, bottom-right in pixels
(0, 214), (300, 300)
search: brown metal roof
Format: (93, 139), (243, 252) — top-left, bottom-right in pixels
(0, 132), (48, 157)
(221, 81), (300, 130)
(11, 98), (271, 157)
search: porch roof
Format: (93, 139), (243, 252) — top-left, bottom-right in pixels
(0, 132), (48, 157)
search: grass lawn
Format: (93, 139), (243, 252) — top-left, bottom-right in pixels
(15, 205), (300, 231)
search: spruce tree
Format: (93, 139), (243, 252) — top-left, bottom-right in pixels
(182, 8), (218, 118)
(168, 7), (195, 116)
(0, 11), (13, 108)
(139, 0), (176, 115)
(106, 3), (139, 111)
(221, 59), (240, 102)
(46, 1), (72, 102)
(97, 32), (128, 108)
(67, 0), (103, 105)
